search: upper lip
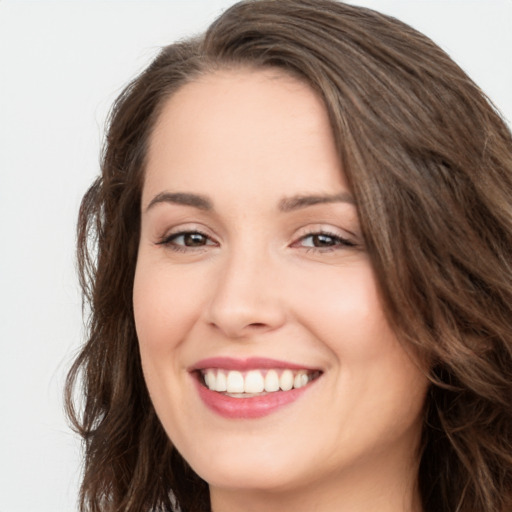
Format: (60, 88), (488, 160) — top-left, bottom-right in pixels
(189, 356), (321, 372)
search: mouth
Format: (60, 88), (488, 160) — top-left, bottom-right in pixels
(190, 357), (323, 418)
(198, 368), (322, 397)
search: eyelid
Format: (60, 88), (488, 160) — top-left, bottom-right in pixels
(153, 223), (360, 253)
(290, 226), (358, 251)
(155, 223), (219, 250)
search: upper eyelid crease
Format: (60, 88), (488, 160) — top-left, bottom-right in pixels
(157, 229), (215, 244)
(296, 232), (356, 247)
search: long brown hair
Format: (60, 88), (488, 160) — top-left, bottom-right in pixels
(66, 1), (512, 510)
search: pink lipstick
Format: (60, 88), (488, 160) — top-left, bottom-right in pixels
(191, 357), (321, 419)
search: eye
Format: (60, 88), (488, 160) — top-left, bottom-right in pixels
(294, 231), (356, 251)
(157, 230), (217, 252)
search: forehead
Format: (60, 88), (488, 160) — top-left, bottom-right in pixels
(143, 68), (346, 206)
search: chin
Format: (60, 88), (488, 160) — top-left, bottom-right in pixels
(184, 443), (308, 492)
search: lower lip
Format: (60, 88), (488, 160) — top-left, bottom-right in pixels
(194, 378), (315, 419)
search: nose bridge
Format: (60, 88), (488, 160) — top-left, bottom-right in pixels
(206, 235), (285, 338)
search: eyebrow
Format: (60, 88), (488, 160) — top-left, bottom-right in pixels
(145, 191), (355, 213)
(278, 192), (355, 212)
(145, 192), (213, 212)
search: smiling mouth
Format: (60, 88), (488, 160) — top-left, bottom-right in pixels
(198, 368), (322, 397)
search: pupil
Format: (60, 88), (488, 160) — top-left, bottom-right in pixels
(314, 234), (334, 247)
(186, 233), (205, 246)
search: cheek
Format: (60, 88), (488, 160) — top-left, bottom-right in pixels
(291, 260), (388, 357)
(133, 258), (205, 355)
(291, 260), (427, 417)
(132, 258), (203, 427)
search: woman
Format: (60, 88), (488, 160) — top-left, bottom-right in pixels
(66, 1), (512, 511)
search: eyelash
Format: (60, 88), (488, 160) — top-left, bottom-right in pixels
(295, 231), (356, 252)
(156, 230), (215, 253)
(157, 229), (356, 253)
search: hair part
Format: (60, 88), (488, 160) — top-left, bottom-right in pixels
(67, 1), (512, 511)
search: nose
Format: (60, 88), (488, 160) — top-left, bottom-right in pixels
(204, 248), (287, 339)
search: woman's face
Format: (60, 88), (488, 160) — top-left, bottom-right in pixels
(134, 69), (428, 500)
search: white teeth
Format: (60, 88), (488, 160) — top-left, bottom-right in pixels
(294, 371), (308, 389)
(264, 369), (280, 392)
(202, 368), (317, 394)
(226, 371), (244, 393)
(204, 369), (215, 389)
(214, 371), (227, 392)
(244, 370), (265, 393)
(280, 369), (294, 391)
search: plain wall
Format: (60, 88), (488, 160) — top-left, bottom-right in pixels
(0, 1), (510, 511)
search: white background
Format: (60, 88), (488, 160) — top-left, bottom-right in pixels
(0, 1), (510, 511)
